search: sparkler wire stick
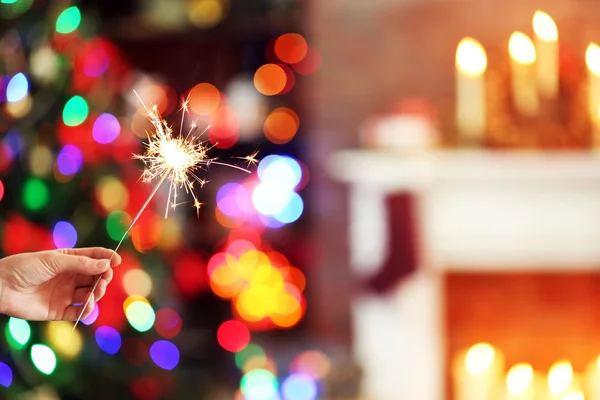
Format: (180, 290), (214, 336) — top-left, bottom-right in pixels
(72, 168), (171, 331)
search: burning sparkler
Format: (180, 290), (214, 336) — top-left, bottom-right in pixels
(73, 91), (258, 330)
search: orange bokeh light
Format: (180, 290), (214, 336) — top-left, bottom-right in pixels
(188, 83), (221, 115)
(131, 211), (162, 252)
(292, 45), (322, 75)
(254, 64), (287, 96)
(274, 33), (308, 64)
(264, 107), (299, 144)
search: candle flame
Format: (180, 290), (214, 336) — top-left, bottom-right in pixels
(586, 43), (600, 76)
(547, 360), (573, 395)
(456, 37), (487, 77)
(465, 343), (495, 375)
(509, 32), (536, 64)
(533, 11), (558, 41)
(506, 363), (534, 395)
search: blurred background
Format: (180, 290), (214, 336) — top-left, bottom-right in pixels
(4, 0), (600, 399)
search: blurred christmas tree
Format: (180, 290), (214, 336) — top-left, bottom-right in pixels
(0, 0), (323, 399)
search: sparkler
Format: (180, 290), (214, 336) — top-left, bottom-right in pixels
(72, 91), (258, 330)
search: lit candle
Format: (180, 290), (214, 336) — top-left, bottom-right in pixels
(532, 11), (559, 98)
(509, 32), (539, 116)
(455, 37), (487, 143)
(453, 343), (504, 400)
(505, 363), (535, 400)
(547, 361), (579, 399)
(586, 43), (600, 141)
(585, 355), (600, 400)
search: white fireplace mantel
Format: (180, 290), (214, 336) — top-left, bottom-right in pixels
(326, 149), (600, 400)
(328, 149), (600, 273)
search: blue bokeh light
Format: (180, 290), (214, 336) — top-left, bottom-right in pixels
(92, 113), (120, 144)
(261, 156), (302, 190)
(274, 192), (304, 224)
(149, 340), (180, 370)
(282, 373), (317, 400)
(56, 145), (83, 176)
(4, 130), (24, 157)
(6, 73), (28, 103)
(252, 183), (293, 216)
(0, 362), (13, 388)
(95, 326), (122, 355)
(53, 221), (78, 248)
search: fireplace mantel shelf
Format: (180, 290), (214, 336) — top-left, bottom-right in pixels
(327, 149), (600, 272)
(328, 149), (600, 191)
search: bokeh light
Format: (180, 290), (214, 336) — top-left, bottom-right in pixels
(30, 344), (57, 375)
(63, 96), (89, 127)
(6, 317), (30, 349)
(264, 108), (299, 144)
(241, 369), (278, 400)
(235, 343), (265, 370)
(22, 178), (50, 211)
(154, 308), (182, 339)
(29, 145), (53, 177)
(260, 156), (302, 191)
(121, 338), (148, 366)
(149, 340), (180, 370)
(45, 321), (83, 359)
(106, 210), (131, 241)
(93, 113), (121, 144)
(5, 93), (32, 118)
(289, 350), (331, 380)
(53, 221), (77, 248)
(84, 45), (109, 77)
(81, 303), (99, 325)
(95, 326), (122, 355)
(96, 176), (128, 212)
(282, 373), (317, 400)
(125, 300), (156, 332)
(291, 45), (322, 75)
(0, 363), (12, 388)
(217, 320), (250, 352)
(254, 64), (287, 96)
(252, 183), (293, 216)
(274, 33), (308, 64)
(123, 269), (152, 297)
(56, 144), (83, 176)
(189, 82), (221, 115)
(56, 6), (81, 34)
(6, 73), (28, 102)
(0, 180), (4, 202)
(274, 192), (303, 224)
(189, 0), (228, 29)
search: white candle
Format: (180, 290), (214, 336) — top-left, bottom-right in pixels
(585, 355), (600, 400)
(505, 363), (535, 400)
(586, 43), (600, 140)
(509, 32), (539, 116)
(532, 11), (559, 98)
(455, 37), (487, 142)
(453, 343), (504, 400)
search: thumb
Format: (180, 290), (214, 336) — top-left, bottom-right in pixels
(47, 253), (110, 276)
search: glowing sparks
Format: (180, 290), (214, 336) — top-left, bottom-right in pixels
(73, 90), (258, 330)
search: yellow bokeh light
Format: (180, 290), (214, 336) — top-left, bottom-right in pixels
(5, 93), (32, 119)
(242, 353), (268, 373)
(158, 217), (183, 251)
(509, 32), (536, 65)
(189, 0), (227, 29)
(455, 37), (487, 77)
(271, 304), (302, 328)
(465, 343), (495, 375)
(533, 11), (558, 41)
(96, 176), (129, 212)
(45, 321), (83, 359)
(506, 363), (534, 395)
(586, 43), (600, 76)
(123, 269), (153, 297)
(123, 295), (150, 314)
(29, 145), (53, 177)
(548, 360), (573, 395)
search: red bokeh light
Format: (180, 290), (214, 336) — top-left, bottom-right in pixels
(173, 252), (207, 297)
(155, 308), (183, 339)
(121, 338), (149, 366)
(217, 320), (250, 352)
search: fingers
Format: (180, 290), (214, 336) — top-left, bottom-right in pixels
(72, 279), (108, 304)
(75, 265), (113, 288)
(63, 293), (95, 321)
(57, 247), (122, 267)
(48, 253), (110, 276)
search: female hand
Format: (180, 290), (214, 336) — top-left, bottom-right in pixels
(0, 247), (121, 321)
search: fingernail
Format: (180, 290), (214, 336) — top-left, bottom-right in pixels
(99, 260), (110, 269)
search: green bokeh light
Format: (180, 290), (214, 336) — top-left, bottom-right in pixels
(62, 96), (89, 127)
(234, 343), (265, 370)
(1, 0), (18, 4)
(106, 210), (129, 241)
(240, 369), (278, 398)
(125, 301), (156, 332)
(56, 6), (81, 34)
(23, 178), (50, 211)
(5, 317), (30, 350)
(30, 344), (57, 375)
